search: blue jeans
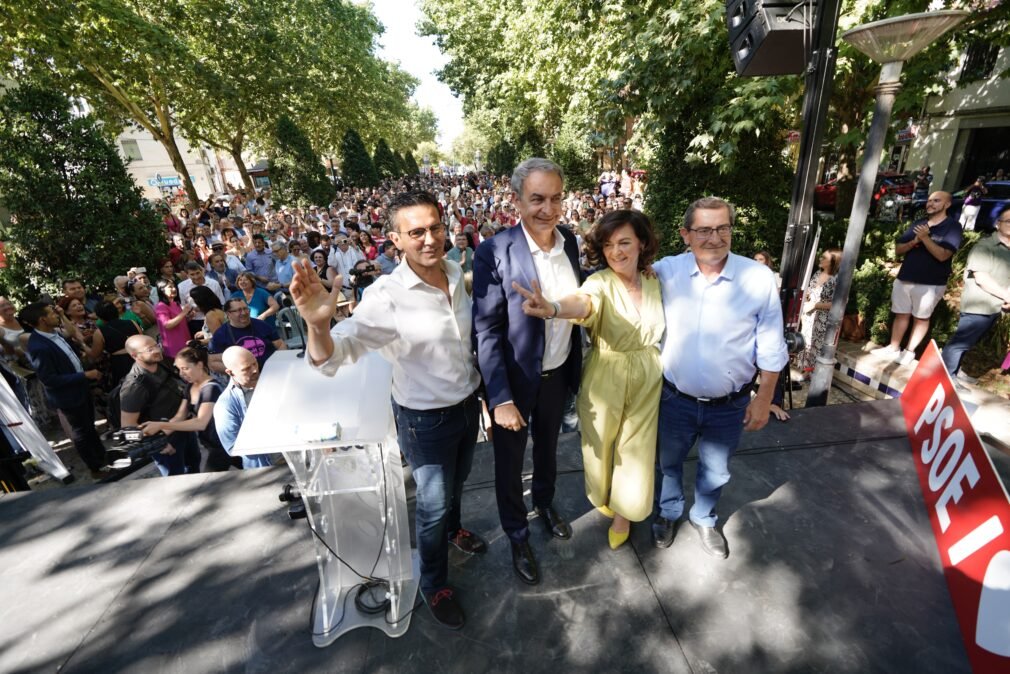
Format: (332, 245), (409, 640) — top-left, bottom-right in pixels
(941, 312), (999, 375)
(393, 393), (479, 594)
(153, 431), (201, 476)
(654, 387), (749, 528)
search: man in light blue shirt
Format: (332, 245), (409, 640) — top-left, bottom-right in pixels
(651, 196), (788, 558)
(244, 234), (276, 289)
(271, 241), (296, 290)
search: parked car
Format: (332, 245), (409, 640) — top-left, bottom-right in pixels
(814, 171), (914, 211)
(907, 180), (1010, 231)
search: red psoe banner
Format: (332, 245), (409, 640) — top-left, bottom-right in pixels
(900, 341), (1010, 672)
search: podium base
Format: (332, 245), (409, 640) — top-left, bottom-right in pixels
(311, 550), (421, 647)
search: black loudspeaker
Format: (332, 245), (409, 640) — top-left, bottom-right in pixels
(726, 0), (812, 77)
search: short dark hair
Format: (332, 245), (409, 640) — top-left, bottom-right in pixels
(62, 278), (83, 289)
(95, 301), (120, 323)
(382, 240), (396, 251)
(252, 233), (265, 242)
(584, 210), (660, 272)
(184, 261), (203, 272)
(387, 190), (440, 234)
(223, 298), (247, 313)
(18, 302), (50, 328)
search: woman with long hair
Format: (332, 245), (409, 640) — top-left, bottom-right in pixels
(311, 250), (339, 290)
(139, 345), (238, 472)
(359, 231), (378, 260)
(154, 278), (193, 358)
(797, 248), (842, 380)
(190, 285), (226, 343)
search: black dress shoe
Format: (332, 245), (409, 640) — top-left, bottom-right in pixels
(651, 516), (681, 548)
(423, 587), (465, 630)
(511, 541), (540, 585)
(533, 505), (572, 539)
(690, 521), (729, 558)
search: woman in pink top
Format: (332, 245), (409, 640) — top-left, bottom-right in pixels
(154, 279), (193, 358)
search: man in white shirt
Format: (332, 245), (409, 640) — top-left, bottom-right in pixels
(327, 235), (364, 300)
(292, 190), (484, 631)
(178, 261), (226, 336)
(651, 197), (788, 558)
(472, 158), (582, 586)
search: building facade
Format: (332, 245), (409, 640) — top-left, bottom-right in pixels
(906, 44), (1010, 191)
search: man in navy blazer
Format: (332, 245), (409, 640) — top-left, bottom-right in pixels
(22, 302), (107, 477)
(473, 158), (582, 585)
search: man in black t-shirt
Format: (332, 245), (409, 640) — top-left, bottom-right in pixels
(207, 298), (286, 373)
(120, 335), (201, 476)
(873, 191), (962, 366)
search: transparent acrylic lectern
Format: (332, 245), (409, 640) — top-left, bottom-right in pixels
(232, 350), (419, 646)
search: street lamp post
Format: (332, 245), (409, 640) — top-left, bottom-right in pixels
(806, 10), (969, 406)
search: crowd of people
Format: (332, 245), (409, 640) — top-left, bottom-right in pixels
(0, 167), (645, 483)
(3, 156), (1008, 633)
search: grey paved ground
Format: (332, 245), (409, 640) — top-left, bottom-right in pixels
(2, 399), (1000, 673)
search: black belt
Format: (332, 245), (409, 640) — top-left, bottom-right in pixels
(399, 391), (476, 415)
(663, 379), (751, 406)
(541, 366), (563, 379)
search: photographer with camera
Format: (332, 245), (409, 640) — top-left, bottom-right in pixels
(119, 334), (201, 476)
(348, 259), (382, 302)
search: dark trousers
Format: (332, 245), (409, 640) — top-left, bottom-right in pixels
(941, 312), (1000, 375)
(493, 368), (570, 543)
(152, 431), (201, 476)
(393, 394), (479, 593)
(59, 397), (106, 471)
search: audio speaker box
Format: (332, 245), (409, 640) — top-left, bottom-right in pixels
(727, 0), (812, 77)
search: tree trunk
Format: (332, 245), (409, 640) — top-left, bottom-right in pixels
(231, 142), (255, 195)
(162, 131), (200, 210)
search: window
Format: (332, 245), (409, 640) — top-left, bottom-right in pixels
(120, 139), (142, 161)
(959, 43), (999, 84)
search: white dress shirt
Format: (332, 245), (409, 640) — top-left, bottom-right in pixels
(177, 277), (226, 321)
(310, 258), (480, 410)
(520, 224), (579, 371)
(328, 246), (364, 288)
(654, 252), (788, 398)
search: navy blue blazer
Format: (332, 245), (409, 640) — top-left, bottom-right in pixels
(26, 331), (90, 410)
(472, 224), (582, 417)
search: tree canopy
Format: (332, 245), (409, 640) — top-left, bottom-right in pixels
(0, 0), (426, 206)
(0, 82), (165, 302)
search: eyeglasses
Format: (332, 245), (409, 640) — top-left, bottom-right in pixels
(689, 224), (733, 238)
(399, 223), (445, 240)
(227, 307), (250, 314)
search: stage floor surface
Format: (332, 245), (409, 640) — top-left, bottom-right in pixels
(2, 398), (1007, 673)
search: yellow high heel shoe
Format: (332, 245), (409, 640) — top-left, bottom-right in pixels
(597, 504), (615, 518)
(608, 526), (629, 550)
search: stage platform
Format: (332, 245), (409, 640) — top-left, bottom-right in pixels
(2, 399), (1006, 673)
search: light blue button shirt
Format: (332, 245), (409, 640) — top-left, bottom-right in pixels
(654, 252), (788, 398)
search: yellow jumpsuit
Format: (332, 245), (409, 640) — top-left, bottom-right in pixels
(574, 269), (664, 522)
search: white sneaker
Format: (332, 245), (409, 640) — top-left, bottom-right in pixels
(954, 382), (971, 396)
(897, 350), (916, 366)
(955, 371), (979, 385)
(872, 344), (902, 357)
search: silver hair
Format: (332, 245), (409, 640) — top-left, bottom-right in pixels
(683, 197), (736, 230)
(510, 158), (564, 198)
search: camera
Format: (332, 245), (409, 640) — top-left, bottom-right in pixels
(111, 426), (145, 445)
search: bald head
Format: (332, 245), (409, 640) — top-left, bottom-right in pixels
(125, 334), (162, 367)
(926, 191), (952, 217)
(125, 334), (156, 356)
(222, 346), (259, 388)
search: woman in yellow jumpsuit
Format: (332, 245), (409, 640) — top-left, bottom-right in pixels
(513, 210), (663, 549)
